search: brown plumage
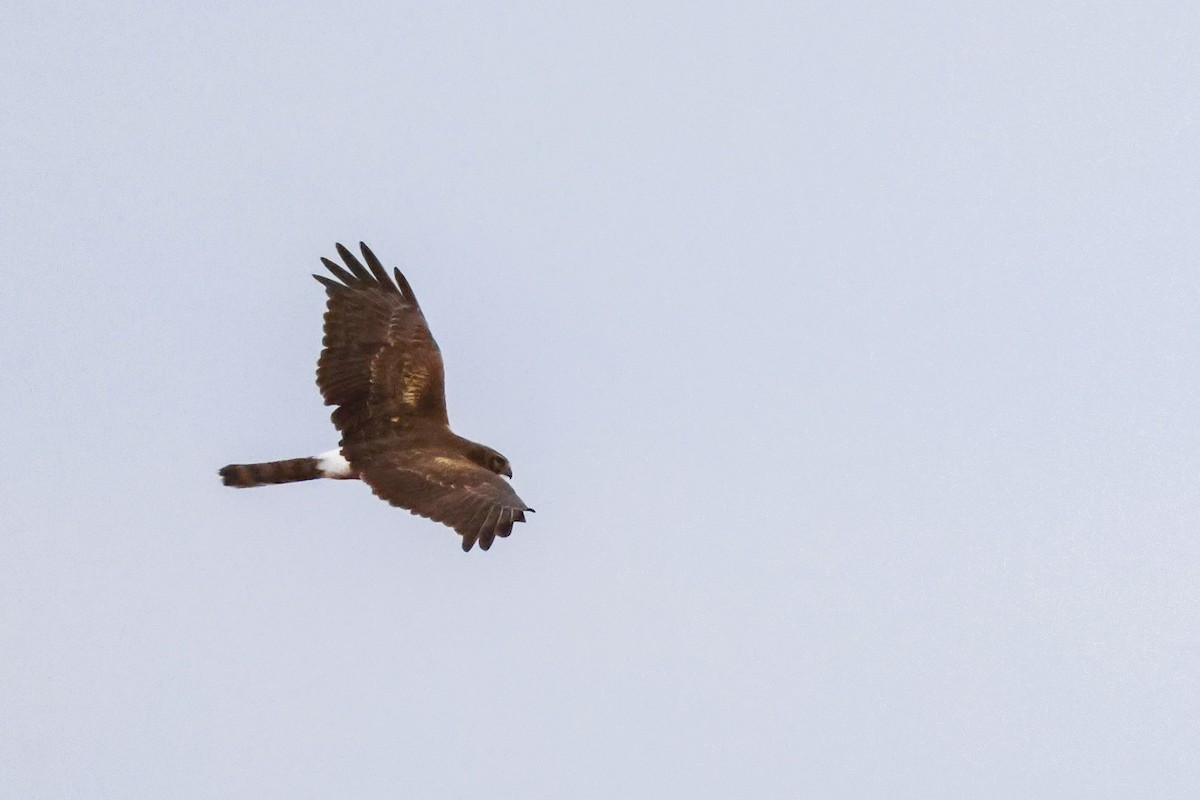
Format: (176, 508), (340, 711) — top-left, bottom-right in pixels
(220, 242), (533, 552)
(219, 457), (324, 487)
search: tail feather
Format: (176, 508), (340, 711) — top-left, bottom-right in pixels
(219, 457), (321, 488)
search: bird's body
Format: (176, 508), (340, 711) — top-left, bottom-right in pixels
(220, 242), (532, 552)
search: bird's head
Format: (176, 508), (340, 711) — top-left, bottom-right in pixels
(466, 443), (513, 478)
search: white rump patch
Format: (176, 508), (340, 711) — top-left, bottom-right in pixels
(316, 449), (354, 479)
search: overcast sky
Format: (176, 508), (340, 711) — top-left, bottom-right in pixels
(2, 2), (1198, 798)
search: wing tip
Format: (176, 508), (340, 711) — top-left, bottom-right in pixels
(321, 241), (407, 296)
(392, 267), (418, 304)
(358, 241), (399, 293)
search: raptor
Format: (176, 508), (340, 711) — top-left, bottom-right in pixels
(219, 242), (532, 552)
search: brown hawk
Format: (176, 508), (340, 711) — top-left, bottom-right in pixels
(219, 242), (533, 552)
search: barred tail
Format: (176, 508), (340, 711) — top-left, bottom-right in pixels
(219, 457), (321, 488)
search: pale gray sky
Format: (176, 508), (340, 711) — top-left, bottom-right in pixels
(3, 2), (1199, 798)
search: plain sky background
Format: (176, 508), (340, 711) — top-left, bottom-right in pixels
(2, 1), (1198, 797)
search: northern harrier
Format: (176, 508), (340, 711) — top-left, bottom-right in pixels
(219, 242), (533, 552)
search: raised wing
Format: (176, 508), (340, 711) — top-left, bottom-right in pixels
(345, 439), (534, 552)
(314, 243), (448, 435)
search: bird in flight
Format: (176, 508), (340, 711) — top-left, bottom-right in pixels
(220, 242), (533, 552)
